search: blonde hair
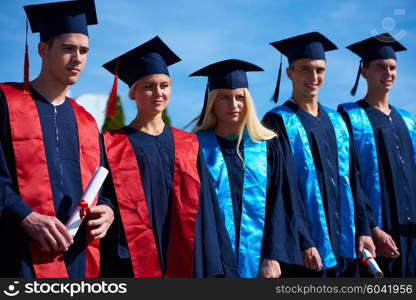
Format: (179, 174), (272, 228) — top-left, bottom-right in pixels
(193, 88), (276, 161)
(128, 81), (138, 99)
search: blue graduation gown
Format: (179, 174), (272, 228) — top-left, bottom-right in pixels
(263, 100), (371, 277)
(99, 126), (238, 278)
(339, 100), (416, 277)
(0, 86), (111, 278)
(211, 135), (313, 270)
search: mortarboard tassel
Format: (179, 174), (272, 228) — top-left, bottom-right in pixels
(105, 58), (119, 117)
(272, 54), (282, 103)
(23, 19), (30, 94)
(350, 60), (362, 96)
(197, 84), (210, 126)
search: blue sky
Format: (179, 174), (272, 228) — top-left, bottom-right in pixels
(1, 0), (415, 129)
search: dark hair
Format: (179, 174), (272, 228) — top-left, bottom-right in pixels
(362, 61), (371, 69)
(43, 37), (56, 49)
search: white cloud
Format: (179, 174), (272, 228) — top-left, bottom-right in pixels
(329, 2), (361, 21)
(75, 93), (108, 131)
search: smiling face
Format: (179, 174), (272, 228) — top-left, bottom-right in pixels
(131, 73), (172, 114)
(362, 58), (397, 93)
(287, 58), (326, 100)
(39, 33), (89, 86)
(212, 88), (246, 126)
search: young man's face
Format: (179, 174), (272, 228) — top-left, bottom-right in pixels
(287, 58), (326, 99)
(362, 58), (397, 93)
(40, 33), (89, 86)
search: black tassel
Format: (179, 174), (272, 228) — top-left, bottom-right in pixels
(350, 60), (362, 96)
(197, 84), (209, 126)
(272, 54), (283, 103)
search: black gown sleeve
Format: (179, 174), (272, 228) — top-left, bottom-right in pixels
(96, 136), (115, 209)
(263, 112), (315, 252)
(338, 107), (376, 231)
(98, 137), (134, 277)
(261, 136), (314, 266)
(193, 148), (239, 278)
(0, 143), (8, 215)
(349, 139), (372, 236)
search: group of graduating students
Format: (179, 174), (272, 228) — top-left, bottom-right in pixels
(0, 0), (415, 279)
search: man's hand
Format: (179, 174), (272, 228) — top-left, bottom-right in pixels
(372, 227), (400, 259)
(302, 247), (322, 271)
(21, 211), (73, 252)
(86, 205), (114, 240)
(259, 259), (281, 278)
(357, 235), (376, 257)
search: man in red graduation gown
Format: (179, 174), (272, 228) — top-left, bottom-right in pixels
(0, 0), (114, 278)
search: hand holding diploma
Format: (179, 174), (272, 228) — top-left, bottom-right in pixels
(21, 212), (73, 253)
(66, 167), (110, 238)
(361, 248), (384, 278)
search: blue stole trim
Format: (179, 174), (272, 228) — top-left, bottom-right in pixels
(340, 103), (416, 229)
(339, 102), (382, 228)
(269, 104), (356, 268)
(393, 106), (416, 167)
(197, 129), (267, 278)
(323, 107), (356, 260)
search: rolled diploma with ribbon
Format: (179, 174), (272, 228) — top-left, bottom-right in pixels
(66, 166), (109, 237)
(362, 248), (384, 278)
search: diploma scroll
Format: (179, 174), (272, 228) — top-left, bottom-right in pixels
(361, 248), (384, 278)
(66, 166), (109, 237)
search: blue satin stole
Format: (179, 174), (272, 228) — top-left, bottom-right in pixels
(269, 104), (356, 269)
(340, 103), (416, 229)
(394, 107), (416, 167)
(197, 129), (267, 278)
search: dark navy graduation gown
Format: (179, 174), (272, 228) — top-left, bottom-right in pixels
(263, 100), (371, 277)
(210, 135), (313, 271)
(0, 143), (10, 216)
(100, 126), (238, 278)
(339, 100), (416, 277)
(0, 86), (111, 278)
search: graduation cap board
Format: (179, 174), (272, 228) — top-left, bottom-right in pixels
(346, 33), (407, 95)
(24, 0), (98, 42)
(269, 32), (338, 103)
(102, 36), (180, 116)
(189, 59), (263, 126)
(103, 36), (180, 87)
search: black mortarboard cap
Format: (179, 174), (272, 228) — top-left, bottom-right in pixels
(103, 36), (180, 87)
(270, 32), (337, 102)
(102, 36), (180, 116)
(24, 0), (98, 42)
(347, 33), (407, 95)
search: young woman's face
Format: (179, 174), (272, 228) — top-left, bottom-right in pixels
(132, 74), (171, 114)
(213, 88), (246, 126)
